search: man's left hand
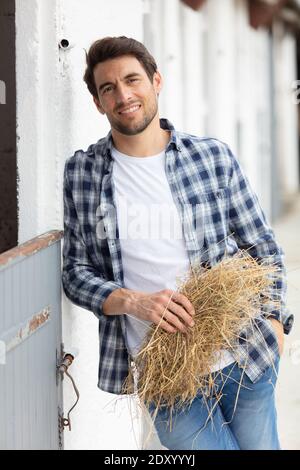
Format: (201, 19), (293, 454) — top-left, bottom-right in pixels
(268, 318), (284, 356)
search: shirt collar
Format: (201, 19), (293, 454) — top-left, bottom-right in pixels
(96, 117), (181, 163)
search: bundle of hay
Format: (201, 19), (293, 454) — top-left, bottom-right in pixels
(122, 250), (280, 411)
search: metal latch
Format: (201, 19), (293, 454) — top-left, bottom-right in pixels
(57, 348), (80, 431)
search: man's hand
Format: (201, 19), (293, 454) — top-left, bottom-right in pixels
(268, 318), (284, 356)
(102, 287), (195, 334)
(127, 289), (195, 334)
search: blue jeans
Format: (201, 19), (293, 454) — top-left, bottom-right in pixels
(148, 358), (280, 450)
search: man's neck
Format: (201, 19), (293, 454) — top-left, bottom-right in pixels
(111, 117), (170, 157)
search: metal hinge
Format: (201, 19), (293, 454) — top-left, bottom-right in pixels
(57, 346), (80, 433)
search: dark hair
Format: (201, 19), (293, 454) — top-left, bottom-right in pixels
(83, 36), (158, 98)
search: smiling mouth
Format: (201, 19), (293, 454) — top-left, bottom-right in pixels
(118, 104), (141, 115)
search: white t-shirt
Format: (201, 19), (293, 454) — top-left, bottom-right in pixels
(111, 146), (234, 373)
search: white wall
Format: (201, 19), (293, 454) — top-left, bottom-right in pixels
(235, 0), (273, 218)
(16, 0), (60, 242)
(273, 21), (299, 199)
(144, 0), (206, 136)
(205, 0), (237, 149)
(144, 0), (274, 217)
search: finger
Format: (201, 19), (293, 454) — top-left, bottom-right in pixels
(168, 300), (195, 328)
(159, 308), (189, 333)
(152, 313), (176, 334)
(170, 291), (195, 316)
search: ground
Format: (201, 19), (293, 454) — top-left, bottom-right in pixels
(274, 196), (300, 450)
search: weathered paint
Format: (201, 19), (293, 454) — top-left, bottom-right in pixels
(0, 307), (51, 365)
(0, 230), (64, 270)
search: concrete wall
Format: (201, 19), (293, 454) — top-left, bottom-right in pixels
(16, 0), (60, 242)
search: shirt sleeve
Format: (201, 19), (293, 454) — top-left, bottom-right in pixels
(227, 147), (294, 334)
(62, 161), (121, 318)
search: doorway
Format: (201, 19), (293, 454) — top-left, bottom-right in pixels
(0, 0), (17, 253)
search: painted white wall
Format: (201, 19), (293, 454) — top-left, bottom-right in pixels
(181, 3), (206, 136)
(235, 0), (258, 180)
(273, 22), (299, 199)
(144, 0), (207, 136)
(145, 0), (275, 218)
(234, 0), (274, 218)
(16, 0), (60, 243)
(205, 0), (237, 150)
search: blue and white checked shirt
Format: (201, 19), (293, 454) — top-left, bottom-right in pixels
(62, 119), (294, 395)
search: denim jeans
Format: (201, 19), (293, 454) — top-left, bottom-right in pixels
(148, 357), (280, 450)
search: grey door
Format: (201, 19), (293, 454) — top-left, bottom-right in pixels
(0, 230), (64, 450)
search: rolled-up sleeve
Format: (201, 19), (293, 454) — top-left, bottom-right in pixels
(227, 148), (294, 334)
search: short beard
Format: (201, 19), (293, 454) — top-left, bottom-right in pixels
(109, 102), (158, 136)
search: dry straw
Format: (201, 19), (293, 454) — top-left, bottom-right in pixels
(122, 250), (280, 414)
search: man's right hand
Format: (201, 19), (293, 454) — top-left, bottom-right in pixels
(102, 288), (195, 334)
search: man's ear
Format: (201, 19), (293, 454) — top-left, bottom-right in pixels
(153, 71), (163, 96)
(93, 96), (105, 115)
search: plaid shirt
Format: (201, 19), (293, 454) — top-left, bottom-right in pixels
(62, 118), (294, 395)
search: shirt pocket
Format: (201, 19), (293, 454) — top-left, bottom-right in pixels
(193, 187), (230, 256)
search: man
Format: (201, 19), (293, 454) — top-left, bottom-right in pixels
(62, 36), (293, 450)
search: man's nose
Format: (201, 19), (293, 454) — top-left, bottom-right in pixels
(115, 84), (132, 104)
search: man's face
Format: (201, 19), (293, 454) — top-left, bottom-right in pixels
(93, 55), (162, 136)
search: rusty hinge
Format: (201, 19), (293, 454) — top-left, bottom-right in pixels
(57, 347), (80, 432)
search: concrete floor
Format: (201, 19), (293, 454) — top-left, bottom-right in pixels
(273, 196), (300, 450)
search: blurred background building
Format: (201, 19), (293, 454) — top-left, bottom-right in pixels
(0, 0), (299, 449)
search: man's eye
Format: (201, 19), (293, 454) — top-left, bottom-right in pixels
(103, 86), (112, 94)
(129, 78), (138, 83)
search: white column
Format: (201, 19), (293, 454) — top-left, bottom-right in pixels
(160, 0), (184, 129)
(235, 0), (257, 178)
(16, 0), (53, 242)
(205, 0), (237, 149)
(235, 0), (272, 218)
(273, 23), (299, 197)
(181, 2), (205, 135)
